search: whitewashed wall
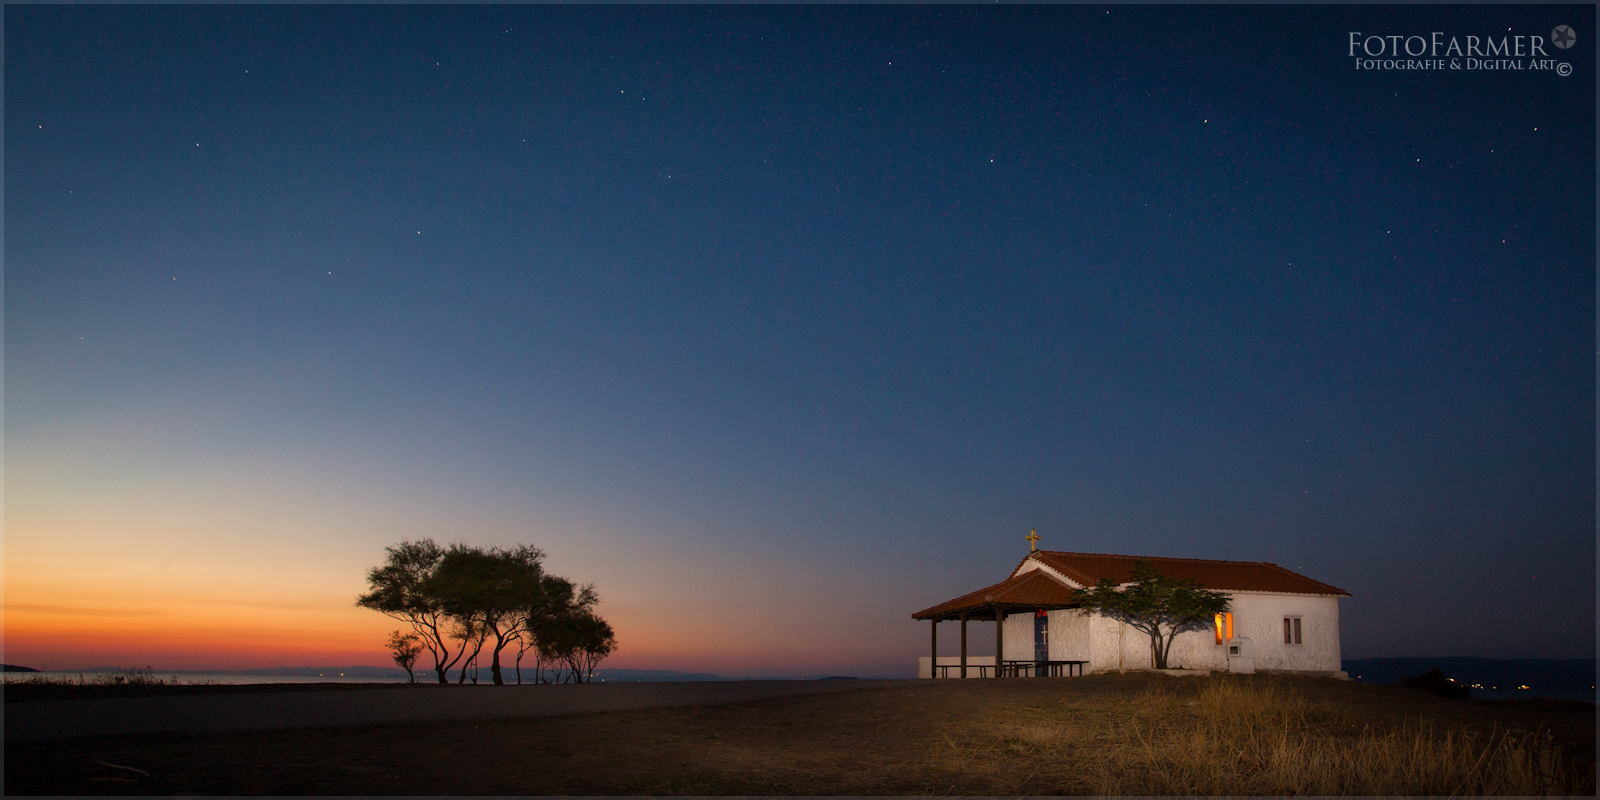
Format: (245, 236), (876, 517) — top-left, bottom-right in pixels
(998, 609), (1091, 665)
(1002, 612), (1032, 661)
(1087, 612), (1149, 672)
(1226, 592), (1342, 671)
(1080, 592), (1342, 673)
(1048, 608), (1090, 661)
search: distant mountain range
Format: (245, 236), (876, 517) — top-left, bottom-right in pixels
(1344, 658), (1595, 691)
(590, 668), (741, 682)
(16, 665), (854, 682)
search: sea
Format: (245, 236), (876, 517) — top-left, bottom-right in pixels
(6, 671), (405, 685)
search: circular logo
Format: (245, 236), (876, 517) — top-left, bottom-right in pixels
(1551, 25), (1576, 50)
(1557, 62), (1573, 77)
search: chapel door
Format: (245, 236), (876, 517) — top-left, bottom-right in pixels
(1033, 610), (1049, 675)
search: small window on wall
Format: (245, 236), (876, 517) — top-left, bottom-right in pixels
(1283, 617), (1302, 645)
(1214, 612), (1233, 645)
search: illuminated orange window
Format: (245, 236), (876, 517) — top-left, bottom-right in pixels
(1214, 612), (1233, 645)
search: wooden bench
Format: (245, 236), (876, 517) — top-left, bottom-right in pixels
(934, 663), (994, 678)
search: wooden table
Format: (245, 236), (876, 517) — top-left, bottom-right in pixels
(934, 661), (1087, 678)
(1000, 660), (1088, 677)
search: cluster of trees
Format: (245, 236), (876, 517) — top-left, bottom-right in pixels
(357, 540), (616, 685)
(1073, 560), (1231, 670)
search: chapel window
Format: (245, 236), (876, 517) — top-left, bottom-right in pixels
(1213, 612), (1233, 645)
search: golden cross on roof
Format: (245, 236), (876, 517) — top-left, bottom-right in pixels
(1026, 529), (1041, 552)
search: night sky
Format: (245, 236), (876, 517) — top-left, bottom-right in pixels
(6, 5), (1594, 676)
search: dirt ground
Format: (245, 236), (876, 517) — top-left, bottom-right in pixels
(5, 672), (1593, 795)
(2, 679), (418, 703)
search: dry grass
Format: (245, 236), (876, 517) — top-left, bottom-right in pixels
(7, 673), (1591, 795)
(936, 675), (1589, 795)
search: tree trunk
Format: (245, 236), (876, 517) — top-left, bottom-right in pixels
(429, 623), (470, 684)
(1151, 625), (1177, 669)
(490, 634), (512, 685)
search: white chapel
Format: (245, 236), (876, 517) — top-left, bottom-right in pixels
(914, 539), (1350, 679)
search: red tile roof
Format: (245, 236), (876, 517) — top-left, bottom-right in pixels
(912, 569), (1081, 620)
(1022, 551), (1350, 596)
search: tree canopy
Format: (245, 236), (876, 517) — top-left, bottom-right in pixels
(356, 539), (462, 684)
(385, 631), (423, 683)
(1073, 560), (1230, 670)
(358, 539), (615, 684)
(525, 584), (615, 684)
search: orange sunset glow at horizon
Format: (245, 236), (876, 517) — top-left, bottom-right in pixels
(3, 472), (926, 676)
(5, 388), (937, 677)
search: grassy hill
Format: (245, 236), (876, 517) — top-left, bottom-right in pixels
(6, 671), (1592, 795)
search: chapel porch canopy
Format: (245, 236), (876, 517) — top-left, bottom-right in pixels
(912, 569), (1082, 622)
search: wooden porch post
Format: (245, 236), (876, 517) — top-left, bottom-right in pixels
(994, 605), (1004, 678)
(930, 619), (938, 679)
(959, 613), (968, 679)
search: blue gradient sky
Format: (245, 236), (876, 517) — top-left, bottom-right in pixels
(6, 5), (1594, 675)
